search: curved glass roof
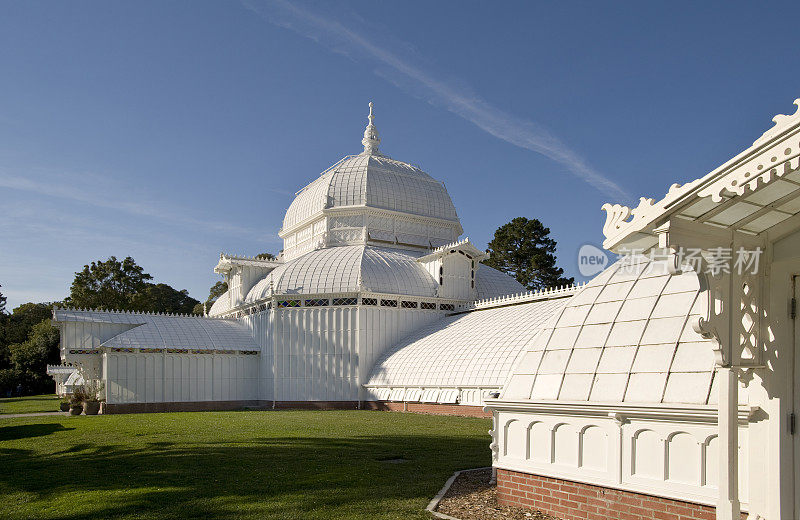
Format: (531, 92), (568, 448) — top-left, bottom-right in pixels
(244, 245), (439, 302)
(366, 295), (572, 388)
(53, 309), (259, 351)
(501, 256), (728, 405)
(475, 265), (526, 300)
(282, 154), (460, 231)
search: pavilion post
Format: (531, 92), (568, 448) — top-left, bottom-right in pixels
(717, 366), (741, 520)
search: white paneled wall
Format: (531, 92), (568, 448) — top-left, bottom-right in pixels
(495, 408), (749, 507)
(272, 306), (359, 401)
(243, 310), (275, 401)
(105, 352), (258, 404)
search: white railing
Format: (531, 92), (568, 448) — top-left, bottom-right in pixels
(468, 283), (584, 310)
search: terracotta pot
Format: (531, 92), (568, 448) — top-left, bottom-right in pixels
(60, 402), (70, 412)
(83, 401), (101, 415)
(69, 404), (83, 415)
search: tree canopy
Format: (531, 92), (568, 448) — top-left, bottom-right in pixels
(193, 281), (228, 315)
(64, 256), (153, 310)
(135, 284), (200, 315)
(63, 256), (199, 314)
(1, 257), (200, 395)
(483, 217), (574, 291)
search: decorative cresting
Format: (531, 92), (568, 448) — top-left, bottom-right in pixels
(697, 128), (800, 204)
(600, 182), (700, 244)
(361, 101), (381, 155)
(467, 283), (582, 310)
(752, 98), (800, 146)
(601, 98), (800, 248)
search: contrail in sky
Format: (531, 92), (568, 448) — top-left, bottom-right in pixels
(242, 0), (631, 201)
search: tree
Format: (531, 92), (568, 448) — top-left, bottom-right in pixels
(7, 319), (60, 394)
(193, 281), (228, 316)
(256, 252), (276, 260)
(64, 256), (153, 310)
(63, 256), (199, 315)
(0, 302), (54, 369)
(484, 217), (574, 291)
(135, 284), (199, 315)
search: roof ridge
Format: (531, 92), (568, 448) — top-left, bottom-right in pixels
(54, 306), (200, 319)
(468, 283), (584, 311)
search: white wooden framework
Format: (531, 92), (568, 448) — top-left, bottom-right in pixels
(488, 98), (800, 520)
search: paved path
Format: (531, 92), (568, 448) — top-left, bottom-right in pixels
(0, 412), (67, 419)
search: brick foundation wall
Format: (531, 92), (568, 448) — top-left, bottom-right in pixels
(363, 401), (491, 418)
(497, 469), (745, 520)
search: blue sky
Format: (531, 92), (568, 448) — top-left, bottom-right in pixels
(1, 1), (799, 310)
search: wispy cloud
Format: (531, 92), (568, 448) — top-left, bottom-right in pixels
(0, 168), (264, 238)
(242, 0), (630, 201)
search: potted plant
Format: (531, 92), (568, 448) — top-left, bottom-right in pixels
(69, 386), (87, 415)
(82, 381), (103, 415)
(59, 400), (70, 412)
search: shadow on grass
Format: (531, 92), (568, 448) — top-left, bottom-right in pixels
(0, 423), (74, 441)
(1, 433), (489, 520)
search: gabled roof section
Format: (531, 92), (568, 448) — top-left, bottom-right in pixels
(602, 98), (800, 251)
(53, 308), (258, 352)
(415, 238), (488, 263)
(214, 253), (281, 274)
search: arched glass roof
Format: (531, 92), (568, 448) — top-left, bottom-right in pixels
(366, 295), (572, 388)
(475, 265), (526, 300)
(501, 256), (730, 405)
(244, 245), (439, 302)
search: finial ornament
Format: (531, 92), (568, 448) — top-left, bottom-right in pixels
(361, 101), (381, 155)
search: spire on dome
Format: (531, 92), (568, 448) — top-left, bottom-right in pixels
(361, 101), (381, 155)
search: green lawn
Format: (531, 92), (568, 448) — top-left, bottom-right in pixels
(0, 394), (62, 414)
(0, 410), (491, 519)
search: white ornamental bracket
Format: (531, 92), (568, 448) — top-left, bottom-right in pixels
(653, 219), (765, 368)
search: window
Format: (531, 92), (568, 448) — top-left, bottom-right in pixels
(401, 300), (418, 309)
(440, 303), (454, 311)
(332, 297), (358, 306)
(361, 297), (378, 306)
(277, 300), (301, 308)
(381, 299), (398, 307)
(420, 302), (436, 310)
(305, 298), (329, 307)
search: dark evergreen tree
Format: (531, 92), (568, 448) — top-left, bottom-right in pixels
(484, 217), (574, 291)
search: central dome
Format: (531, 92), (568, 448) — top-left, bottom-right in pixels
(282, 154), (460, 231)
(279, 103), (463, 262)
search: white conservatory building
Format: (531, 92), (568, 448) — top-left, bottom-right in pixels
(51, 103), (542, 413)
(50, 99), (800, 519)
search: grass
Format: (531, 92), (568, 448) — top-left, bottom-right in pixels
(0, 410), (491, 519)
(0, 394), (62, 414)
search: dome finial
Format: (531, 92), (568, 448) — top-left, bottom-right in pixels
(361, 101), (381, 155)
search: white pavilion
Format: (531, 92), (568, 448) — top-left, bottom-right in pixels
(50, 99), (800, 519)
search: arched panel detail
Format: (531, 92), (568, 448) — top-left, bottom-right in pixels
(632, 429), (663, 479)
(667, 431), (700, 484)
(579, 425), (608, 471)
(527, 421), (549, 461)
(552, 423), (578, 466)
(504, 419), (526, 459)
(703, 434), (719, 487)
